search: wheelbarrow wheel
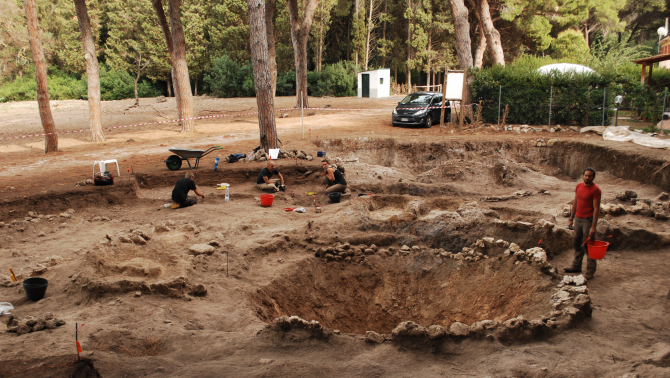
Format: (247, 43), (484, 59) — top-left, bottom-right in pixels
(165, 155), (183, 171)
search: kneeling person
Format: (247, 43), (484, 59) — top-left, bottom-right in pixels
(256, 161), (284, 192)
(172, 171), (205, 208)
(322, 159), (347, 194)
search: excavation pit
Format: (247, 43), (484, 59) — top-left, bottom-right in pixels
(251, 250), (558, 336)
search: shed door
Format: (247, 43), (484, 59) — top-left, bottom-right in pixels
(362, 74), (370, 97)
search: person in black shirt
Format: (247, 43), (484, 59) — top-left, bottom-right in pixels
(255, 160), (285, 192)
(171, 171), (205, 208)
(321, 159), (348, 194)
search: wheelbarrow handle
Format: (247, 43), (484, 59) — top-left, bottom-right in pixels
(201, 146), (223, 157)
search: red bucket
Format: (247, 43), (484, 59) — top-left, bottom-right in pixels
(587, 240), (609, 260)
(260, 194), (275, 207)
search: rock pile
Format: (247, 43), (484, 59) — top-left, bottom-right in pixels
(5, 313), (65, 335)
(249, 147), (314, 161)
(271, 315), (329, 338)
(75, 179), (95, 187)
(314, 242), (378, 263)
(107, 228), (152, 245)
(481, 190), (533, 202)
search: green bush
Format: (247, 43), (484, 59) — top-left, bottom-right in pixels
(276, 70), (296, 96)
(204, 55), (254, 98)
(0, 70), (87, 102)
(307, 61), (357, 97)
(0, 66), (162, 102)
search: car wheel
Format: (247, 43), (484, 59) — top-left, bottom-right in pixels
(424, 115), (433, 128)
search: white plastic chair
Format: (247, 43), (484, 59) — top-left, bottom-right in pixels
(93, 159), (121, 178)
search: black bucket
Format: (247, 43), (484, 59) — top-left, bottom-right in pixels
(23, 278), (49, 301)
(328, 192), (342, 203)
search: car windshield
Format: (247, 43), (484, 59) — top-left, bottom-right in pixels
(400, 93), (432, 105)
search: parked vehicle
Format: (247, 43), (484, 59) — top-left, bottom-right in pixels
(392, 91), (449, 128)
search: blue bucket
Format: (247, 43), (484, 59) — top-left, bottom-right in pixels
(317, 151), (326, 157)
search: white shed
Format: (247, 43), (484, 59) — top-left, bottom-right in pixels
(357, 69), (391, 98)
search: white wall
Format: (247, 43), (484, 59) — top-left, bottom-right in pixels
(358, 69), (391, 98)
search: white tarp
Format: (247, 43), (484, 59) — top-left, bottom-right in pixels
(601, 126), (670, 149)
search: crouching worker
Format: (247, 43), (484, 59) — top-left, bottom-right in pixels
(171, 171), (205, 208)
(321, 159), (349, 194)
(256, 160), (285, 192)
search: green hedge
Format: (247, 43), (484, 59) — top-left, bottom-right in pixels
(470, 59), (667, 126)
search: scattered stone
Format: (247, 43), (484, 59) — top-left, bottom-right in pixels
(118, 235), (132, 243)
(655, 192), (669, 201)
(615, 190), (637, 201)
(365, 331), (385, 344)
(129, 234), (147, 245)
(391, 321), (426, 338)
(38, 231), (46, 237)
(562, 275), (587, 286)
(449, 322), (470, 337)
(425, 325), (447, 340)
(134, 291), (142, 297)
(189, 244), (215, 256)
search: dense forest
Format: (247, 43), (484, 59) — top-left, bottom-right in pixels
(0, 0), (668, 102)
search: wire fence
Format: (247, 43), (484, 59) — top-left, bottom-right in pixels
(472, 85), (668, 129)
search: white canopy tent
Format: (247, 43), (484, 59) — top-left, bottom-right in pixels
(536, 63), (596, 75)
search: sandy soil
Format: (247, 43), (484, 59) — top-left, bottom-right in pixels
(0, 95), (669, 377)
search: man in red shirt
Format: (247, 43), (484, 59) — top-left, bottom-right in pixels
(565, 167), (601, 280)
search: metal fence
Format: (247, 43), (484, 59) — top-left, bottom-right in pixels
(471, 85), (667, 129)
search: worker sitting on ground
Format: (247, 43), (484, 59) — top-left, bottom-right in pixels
(321, 159), (349, 195)
(172, 171), (206, 208)
(256, 160), (285, 192)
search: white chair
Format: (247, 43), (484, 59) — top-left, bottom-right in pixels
(93, 159), (121, 178)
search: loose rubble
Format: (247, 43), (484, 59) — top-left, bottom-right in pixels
(5, 313), (65, 335)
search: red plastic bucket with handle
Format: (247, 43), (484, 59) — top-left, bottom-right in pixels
(587, 240), (609, 260)
(260, 194), (275, 207)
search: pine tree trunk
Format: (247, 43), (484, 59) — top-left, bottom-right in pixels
(477, 0), (504, 66)
(265, 0), (277, 97)
(474, 27), (486, 68)
(24, 0), (58, 153)
(354, 0), (360, 69)
(167, 77), (172, 97)
(194, 73), (198, 96)
(247, 0), (278, 151)
(287, 0), (319, 108)
(74, 0), (104, 142)
(151, 0), (183, 126)
(406, 6), (412, 89)
(364, 0), (374, 70)
(426, 31), (432, 87)
(448, 0), (472, 102)
(169, 0), (195, 132)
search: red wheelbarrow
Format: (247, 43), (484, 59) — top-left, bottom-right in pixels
(164, 146), (222, 170)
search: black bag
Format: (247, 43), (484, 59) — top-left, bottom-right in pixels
(94, 171), (114, 186)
